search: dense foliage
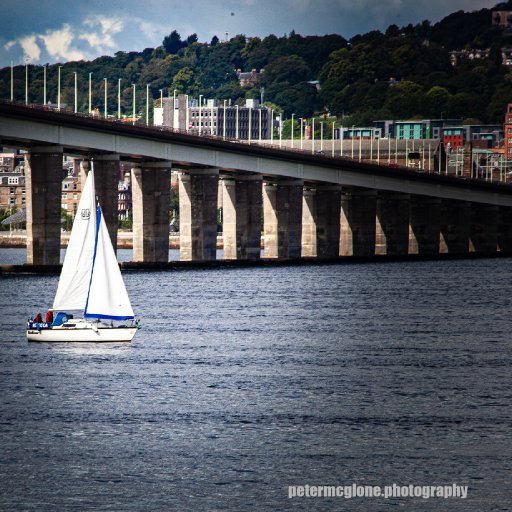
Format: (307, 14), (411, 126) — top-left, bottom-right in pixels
(2, 2), (512, 123)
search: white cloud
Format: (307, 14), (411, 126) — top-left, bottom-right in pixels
(137, 19), (169, 41)
(40, 24), (86, 61)
(4, 34), (42, 63)
(80, 16), (123, 52)
(2, 16), (126, 66)
(19, 35), (41, 62)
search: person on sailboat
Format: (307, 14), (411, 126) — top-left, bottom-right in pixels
(45, 310), (54, 324)
(33, 313), (42, 323)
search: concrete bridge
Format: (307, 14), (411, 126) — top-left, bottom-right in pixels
(1, 101), (512, 265)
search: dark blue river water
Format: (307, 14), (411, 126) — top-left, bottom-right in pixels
(1, 250), (511, 511)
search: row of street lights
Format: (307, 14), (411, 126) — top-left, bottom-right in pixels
(10, 62), (363, 158)
(9, 62), (158, 126)
(10, 63), (341, 146)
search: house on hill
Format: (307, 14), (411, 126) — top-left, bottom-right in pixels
(236, 69), (264, 87)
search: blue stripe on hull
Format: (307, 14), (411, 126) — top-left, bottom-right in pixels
(84, 313), (135, 320)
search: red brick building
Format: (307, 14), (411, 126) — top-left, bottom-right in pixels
(504, 103), (512, 160)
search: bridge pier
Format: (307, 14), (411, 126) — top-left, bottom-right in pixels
(80, 155), (120, 251)
(26, 146), (63, 265)
(178, 168), (219, 261)
(221, 174), (262, 260)
(302, 188), (317, 257)
(263, 180), (303, 259)
(498, 206), (512, 252)
(375, 191), (410, 255)
(132, 163), (171, 263)
(302, 186), (341, 258)
(439, 199), (470, 254)
(409, 196), (441, 255)
(340, 188), (377, 257)
(470, 204), (499, 254)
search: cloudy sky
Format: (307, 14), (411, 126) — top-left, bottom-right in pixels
(0, 0), (498, 68)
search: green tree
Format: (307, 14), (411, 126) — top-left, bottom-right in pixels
(163, 30), (183, 54)
(171, 67), (196, 94)
(186, 33), (198, 45)
(262, 55), (311, 86)
(424, 86), (451, 118)
(384, 80), (425, 118)
(61, 209), (73, 232)
(118, 212), (133, 230)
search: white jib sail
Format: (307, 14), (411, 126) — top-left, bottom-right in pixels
(84, 205), (134, 320)
(52, 170), (97, 311)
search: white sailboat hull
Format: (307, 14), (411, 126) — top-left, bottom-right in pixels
(27, 326), (137, 342)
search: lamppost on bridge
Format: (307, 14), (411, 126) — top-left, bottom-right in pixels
(279, 115), (283, 148)
(118, 79), (122, 119)
(146, 84), (149, 126)
(103, 78), (108, 118)
(159, 89), (163, 108)
(43, 65), (47, 106)
(235, 104), (239, 140)
(223, 100), (227, 139)
(132, 83), (136, 125)
(25, 61), (28, 105)
(248, 108), (252, 144)
(198, 94), (203, 135)
(73, 72), (77, 113)
(270, 109), (274, 144)
(351, 126), (355, 159)
(173, 89), (177, 129)
(258, 108), (262, 143)
(57, 66), (62, 110)
(311, 118), (315, 154)
(210, 100), (214, 136)
(10, 61), (13, 102)
(185, 94), (189, 132)
(291, 113), (295, 148)
(300, 118), (304, 150)
(332, 121), (335, 157)
(88, 73), (92, 114)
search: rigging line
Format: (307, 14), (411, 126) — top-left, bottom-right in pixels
(83, 204), (102, 318)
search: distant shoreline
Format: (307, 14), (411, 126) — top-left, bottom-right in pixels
(0, 232), (224, 249)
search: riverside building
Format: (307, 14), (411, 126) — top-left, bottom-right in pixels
(154, 95), (272, 140)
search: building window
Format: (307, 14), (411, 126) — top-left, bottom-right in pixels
(8, 177), (18, 185)
(62, 193), (67, 200)
(73, 193), (78, 200)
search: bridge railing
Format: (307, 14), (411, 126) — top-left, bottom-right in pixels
(2, 99), (511, 185)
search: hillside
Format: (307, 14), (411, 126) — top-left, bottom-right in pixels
(1, 1), (512, 124)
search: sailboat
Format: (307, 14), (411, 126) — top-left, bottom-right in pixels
(27, 166), (138, 342)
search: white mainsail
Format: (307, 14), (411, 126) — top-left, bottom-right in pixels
(84, 205), (134, 320)
(53, 170), (97, 311)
